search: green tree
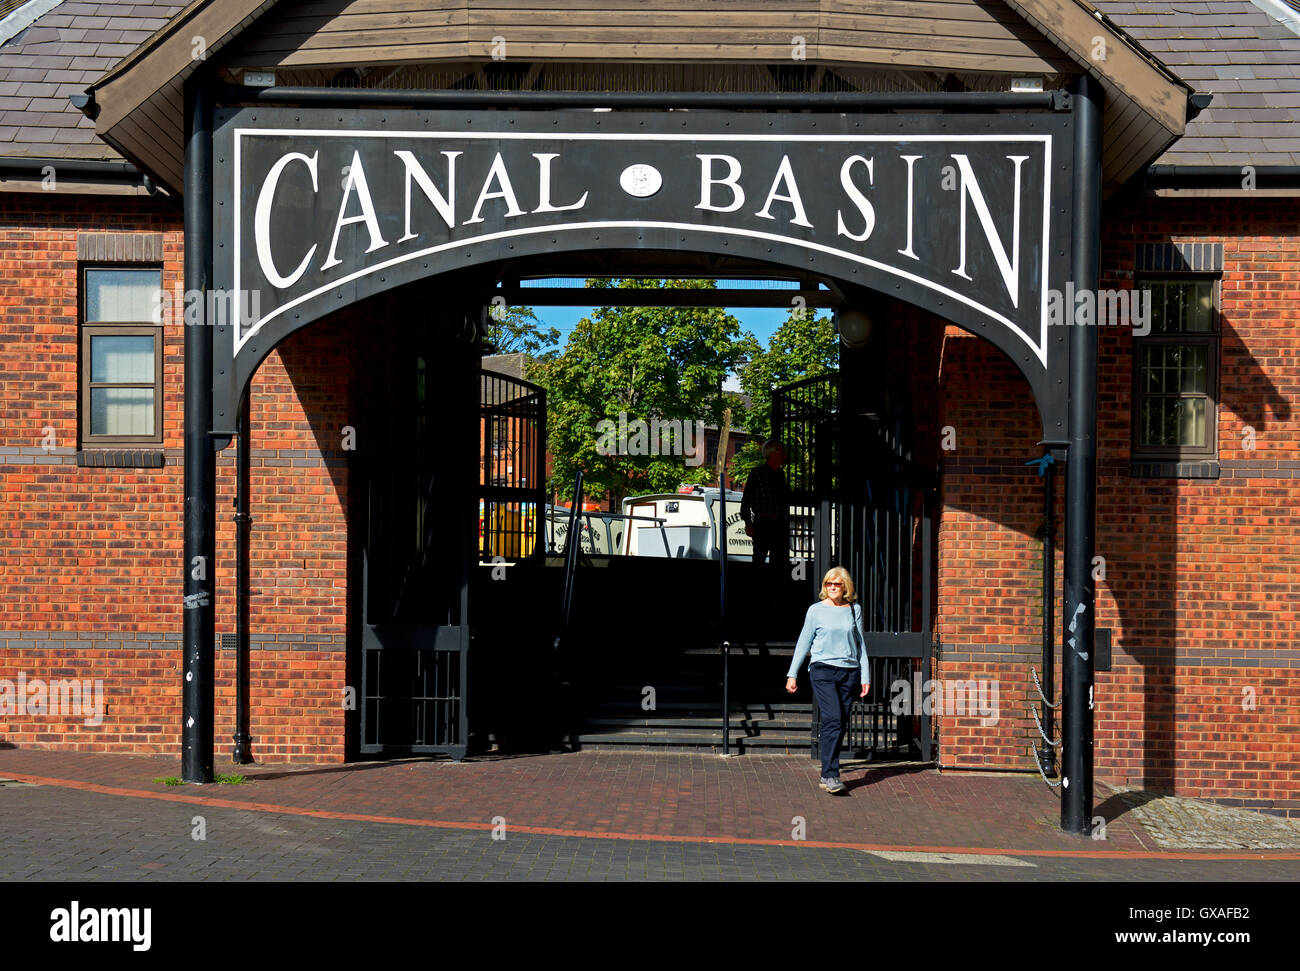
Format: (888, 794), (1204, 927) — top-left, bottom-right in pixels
(485, 303), (560, 358)
(528, 279), (748, 507)
(731, 309), (839, 482)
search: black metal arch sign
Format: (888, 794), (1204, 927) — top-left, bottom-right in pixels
(212, 106), (1073, 432)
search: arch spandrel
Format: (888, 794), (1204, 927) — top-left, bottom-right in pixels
(212, 105), (1073, 437)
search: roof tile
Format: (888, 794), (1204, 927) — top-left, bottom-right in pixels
(0, 0), (1293, 173)
(0, 0), (186, 161)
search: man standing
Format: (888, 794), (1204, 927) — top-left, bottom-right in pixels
(740, 439), (790, 570)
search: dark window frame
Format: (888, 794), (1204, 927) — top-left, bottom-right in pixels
(1130, 274), (1221, 463)
(79, 263), (164, 447)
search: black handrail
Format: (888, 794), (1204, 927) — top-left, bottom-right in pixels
(560, 472), (584, 630)
(719, 472), (730, 756)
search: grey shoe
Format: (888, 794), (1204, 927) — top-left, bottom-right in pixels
(824, 776), (845, 794)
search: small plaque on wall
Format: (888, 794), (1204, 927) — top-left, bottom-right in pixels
(1095, 628), (1112, 672)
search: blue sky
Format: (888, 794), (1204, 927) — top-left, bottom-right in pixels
(518, 278), (824, 350)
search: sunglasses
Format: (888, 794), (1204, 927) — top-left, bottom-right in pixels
(824, 581), (843, 587)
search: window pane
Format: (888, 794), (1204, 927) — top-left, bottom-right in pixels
(1178, 397), (1207, 447)
(1184, 281), (1214, 332)
(1166, 285), (1185, 334)
(90, 387), (155, 436)
(1149, 282), (1170, 334)
(86, 269), (161, 322)
(1179, 345), (1207, 393)
(1141, 345), (1160, 393)
(90, 335), (154, 383)
(1139, 398), (1173, 448)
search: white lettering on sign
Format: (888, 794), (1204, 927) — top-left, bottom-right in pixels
(321, 149), (389, 270)
(531, 153), (589, 214)
(897, 154), (922, 260)
(464, 152), (527, 225)
(394, 149), (461, 240)
(835, 155), (875, 243)
(255, 150), (319, 289)
(695, 154), (745, 213)
(755, 154), (813, 229)
(950, 153), (1028, 308)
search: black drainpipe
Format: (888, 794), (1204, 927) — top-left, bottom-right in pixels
(1146, 165), (1300, 191)
(1061, 72), (1103, 835)
(0, 154), (177, 206)
(181, 76), (216, 784)
(232, 391), (253, 764)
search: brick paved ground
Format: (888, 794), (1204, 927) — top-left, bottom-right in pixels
(2, 784), (1298, 883)
(1, 748), (1297, 883)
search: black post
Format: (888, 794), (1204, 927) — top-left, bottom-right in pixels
(1062, 73), (1102, 833)
(553, 471), (583, 750)
(719, 473), (729, 756)
(1038, 454), (1056, 777)
(232, 391), (252, 764)
(182, 77), (215, 783)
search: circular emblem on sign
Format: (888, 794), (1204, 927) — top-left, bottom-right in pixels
(619, 163), (663, 198)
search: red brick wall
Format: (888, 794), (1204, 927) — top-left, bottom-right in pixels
(935, 196), (1300, 815)
(3, 190), (1298, 814)
(0, 193), (352, 763)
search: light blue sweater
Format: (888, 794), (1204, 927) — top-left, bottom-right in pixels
(787, 600), (870, 684)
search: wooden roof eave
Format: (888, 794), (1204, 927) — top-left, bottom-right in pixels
(84, 0), (277, 194)
(85, 0), (1195, 200)
(1005, 0), (1194, 190)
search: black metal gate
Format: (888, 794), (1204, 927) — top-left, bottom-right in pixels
(359, 329), (478, 758)
(773, 372), (936, 762)
(479, 368), (547, 562)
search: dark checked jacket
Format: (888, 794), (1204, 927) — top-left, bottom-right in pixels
(740, 463), (790, 526)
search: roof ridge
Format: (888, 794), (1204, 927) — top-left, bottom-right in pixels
(1249, 0), (1300, 36)
(0, 0), (62, 48)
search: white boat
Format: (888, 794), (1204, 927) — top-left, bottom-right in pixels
(620, 488), (752, 560)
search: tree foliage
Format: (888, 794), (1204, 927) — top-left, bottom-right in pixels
(485, 304), (560, 358)
(731, 309), (839, 481)
(527, 279), (748, 506)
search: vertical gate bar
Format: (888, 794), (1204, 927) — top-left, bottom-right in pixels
(1039, 458), (1057, 776)
(921, 486), (934, 763)
(720, 471), (729, 756)
(459, 359), (473, 756)
(535, 390), (546, 557)
(867, 493), (876, 631)
(896, 485), (904, 639)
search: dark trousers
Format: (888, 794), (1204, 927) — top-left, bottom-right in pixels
(751, 518), (790, 571)
(810, 662), (858, 779)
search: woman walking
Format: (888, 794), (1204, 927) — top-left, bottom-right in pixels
(785, 566), (870, 794)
